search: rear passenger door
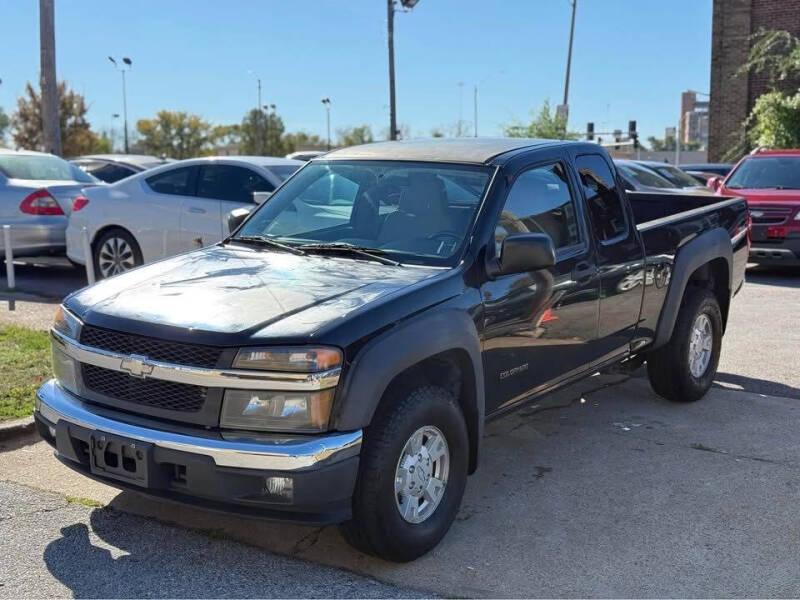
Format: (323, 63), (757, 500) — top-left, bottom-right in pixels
(182, 164), (274, 249)
(481, 158), (601, 415)
(574, 153), (645, 356)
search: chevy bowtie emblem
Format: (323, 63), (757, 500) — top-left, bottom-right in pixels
(120, 355), (154, 378)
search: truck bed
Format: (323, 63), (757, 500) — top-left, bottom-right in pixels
(628, 191), (743, 228)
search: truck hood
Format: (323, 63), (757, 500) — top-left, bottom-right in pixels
(65, 244), (440, 342)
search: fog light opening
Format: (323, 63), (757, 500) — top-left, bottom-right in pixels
(264, 476), (294, 503)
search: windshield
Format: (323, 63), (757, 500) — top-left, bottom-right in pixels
(726, 156), (800, 190)
(618, 164), (675, 188)
(0, 154), (98, 183)
(236, 160), (493, 266)
(267, 165), (300, 181)
(650, 164), (700, 188)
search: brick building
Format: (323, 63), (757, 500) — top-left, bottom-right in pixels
(708, 0), (800, 161)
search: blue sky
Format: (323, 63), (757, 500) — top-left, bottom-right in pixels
(1, 0), (712, 146)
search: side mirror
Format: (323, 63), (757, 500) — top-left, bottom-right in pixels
(253, 191), (272, 205)
(707, 176), (721, 192)
(227, 207), (251, 234)
(492, 233), (556, 277)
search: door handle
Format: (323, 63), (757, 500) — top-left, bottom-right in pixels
(188, 206), (206, 214)
(572, 261), (598, 282)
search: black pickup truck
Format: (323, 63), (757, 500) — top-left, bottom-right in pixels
(36, 139), (748, 561)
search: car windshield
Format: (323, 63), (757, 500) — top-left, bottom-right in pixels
(0, 154), (98, 183)
(235, 160), (493, 266)
(267, 165), (300, 181)
(618, 164), (675, 188)
(650, 165), (700, 187)
(725, 156), (800, 190)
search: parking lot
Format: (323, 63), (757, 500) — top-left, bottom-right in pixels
(1, 265), (798, 598)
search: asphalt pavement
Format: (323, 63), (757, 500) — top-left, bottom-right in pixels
(0, 482), (425, 599)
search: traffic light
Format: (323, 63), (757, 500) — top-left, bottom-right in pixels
(628, 120), (639, 149)
(587, 122), (594, 141)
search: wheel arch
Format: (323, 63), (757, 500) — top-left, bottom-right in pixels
(334, 308), (484, 474)
(652, 227), (732, 350)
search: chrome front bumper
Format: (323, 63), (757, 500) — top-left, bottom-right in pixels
(35, 379), (362, 471)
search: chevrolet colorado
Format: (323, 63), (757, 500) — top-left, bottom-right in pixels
(35, 139), (748, 561)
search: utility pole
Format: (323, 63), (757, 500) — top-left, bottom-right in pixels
(562, 0), (577, 108)
(39, 0), (61, 155)
(387, 0), (397, 140)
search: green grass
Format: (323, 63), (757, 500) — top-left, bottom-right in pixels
(65, 495), (104, 508)
(0, 325), (51, 421)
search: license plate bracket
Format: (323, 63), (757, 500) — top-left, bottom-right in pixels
(89, 433), (152, 487)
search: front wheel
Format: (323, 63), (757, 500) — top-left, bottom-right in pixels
(340, 385), (468, 562)
(93, 228), (143, 280)
(647, 288), (723, 402)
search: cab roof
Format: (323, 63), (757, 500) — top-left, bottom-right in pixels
(321, 137), (573, 166)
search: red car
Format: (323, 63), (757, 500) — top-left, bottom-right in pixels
(710, 149), (800, 267)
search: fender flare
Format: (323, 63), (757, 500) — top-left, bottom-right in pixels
(652, 227), (732, 349)
(335, 307), (484, 472)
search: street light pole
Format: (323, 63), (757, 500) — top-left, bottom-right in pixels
(473, 84), (478, 137)
(109, 56), (132, 153)
(387, 0), (397, 141)
(321, 98), (331, 150)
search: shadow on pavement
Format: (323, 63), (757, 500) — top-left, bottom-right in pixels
(745, 266), (800, 288)
(1, 259), (87, 301)
(714, 371), (800, 400)
(42, 507), (399, 599)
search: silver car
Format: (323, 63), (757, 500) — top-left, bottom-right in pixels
(0, 149), (100, 257)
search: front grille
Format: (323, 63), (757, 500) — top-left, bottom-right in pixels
(750, 207), (792, 225)
(80, 325), (222, 368)
(82, 364), (207, 412)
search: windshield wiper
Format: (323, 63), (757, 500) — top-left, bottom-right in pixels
(230, 235), (306, 256)
(298, 242), (401, 266)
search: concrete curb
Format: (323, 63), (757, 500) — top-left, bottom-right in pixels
(0, 416), (36, 441)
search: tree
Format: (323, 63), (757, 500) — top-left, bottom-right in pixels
(724, 29), (800, 160)
(11, 81), (107, 156)
(239, 109), (291, 156)
(747, 90), (800, 149)
(337, 125), (374, 147)
(283, 131), (326, 151)
(136, 110), (220, 158)
(0, 108), (9, 144)
(503, 101), (578, 139)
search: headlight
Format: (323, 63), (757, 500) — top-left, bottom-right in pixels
(233, 346), (342, 372)
(794, 211), (800, 221)
(220, 389), (335, 432)
(53, 306), (82, 340)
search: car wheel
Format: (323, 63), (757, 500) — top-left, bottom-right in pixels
(93, 228), (143, 280)
(340, 385), (468, 562)
(646, 288), (722, 402)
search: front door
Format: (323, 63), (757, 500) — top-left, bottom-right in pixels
(481, 160), (601, 415)
(181, 164), (274, 249)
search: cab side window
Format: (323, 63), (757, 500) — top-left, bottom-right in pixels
(146, 166), (195, 196)
(575, 154), (628, 242)
(494, 162), (580, 255)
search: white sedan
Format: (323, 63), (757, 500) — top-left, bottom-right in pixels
(66, 156), (302, 278)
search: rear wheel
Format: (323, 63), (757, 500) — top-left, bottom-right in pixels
(93, 228), (143, 279)
(340, 385), (468, 562)
(647, 288), (722, 402)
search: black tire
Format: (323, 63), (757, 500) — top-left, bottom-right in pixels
(340, 385), (469, 562)
(647, 287), (723, 402)
(92, 228), (143, 280)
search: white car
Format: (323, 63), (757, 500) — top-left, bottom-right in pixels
(66, 156), (302, 278)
